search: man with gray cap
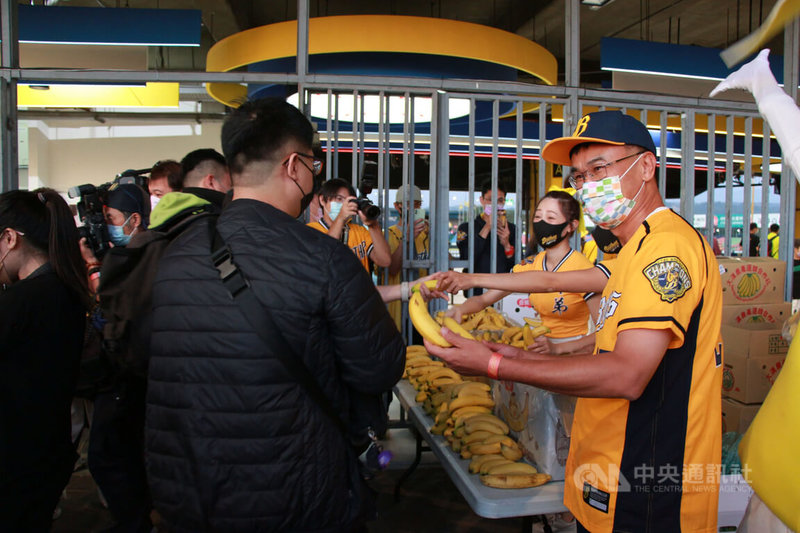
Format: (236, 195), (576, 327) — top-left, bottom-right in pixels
(427, 110), (722, 533)
(387, 184), (430, 330)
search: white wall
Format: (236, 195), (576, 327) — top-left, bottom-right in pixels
(23, 121), (223, 194)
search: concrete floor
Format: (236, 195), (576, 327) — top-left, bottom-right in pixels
(50, 398), (531, 533)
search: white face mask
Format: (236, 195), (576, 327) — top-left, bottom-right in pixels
(328, 201), (343, 221)
(150, 195), (160, 211)
(578, 153), (645, 229)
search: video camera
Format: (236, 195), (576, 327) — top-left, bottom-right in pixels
(68, 169), (149, 259)
(354, 160), (381, 221)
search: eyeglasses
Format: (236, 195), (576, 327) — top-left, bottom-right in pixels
(568, 151), (645, 189)
(289, 152), (324, 176)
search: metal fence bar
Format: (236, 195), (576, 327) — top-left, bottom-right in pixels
(680, 111), (696, 222)
(706, 114), (716, 251)
(743, 116), (754, 256)
(725, 115), (734, 251)
(490, 98), (500, 274)
(515, 100), (523, 263)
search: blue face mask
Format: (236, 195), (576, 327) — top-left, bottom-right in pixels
(328, 201), (343, 221)
(107, 215), (134, 246)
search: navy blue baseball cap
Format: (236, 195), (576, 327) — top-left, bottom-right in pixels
(542, 110), (656, 167)
(106, 183), (147, 215)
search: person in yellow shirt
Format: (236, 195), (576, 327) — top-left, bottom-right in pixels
(428, 110), (722, 533)
(582, 225), (621, 264)
(307, 178), (391, 272)
(767, 223), (779, 259)
(386, 185), (430, 331)
(446, 190), (600, 355)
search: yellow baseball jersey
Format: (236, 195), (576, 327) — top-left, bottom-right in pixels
(307, 220), (374, 272)
(565, 208), (723, 533)
(512, 249), (597, 339)
(386, 224), (430, 331)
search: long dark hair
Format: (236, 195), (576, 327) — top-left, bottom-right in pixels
(0, 188), (91, 308)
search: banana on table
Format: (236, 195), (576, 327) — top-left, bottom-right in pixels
(403, 346), (551, 490)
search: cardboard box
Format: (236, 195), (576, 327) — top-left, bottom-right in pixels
(721, 302), (792, 327)
(721, 397), (761, 434)
(722, 351), (786, 404)
(718, 257), (786, 305)
(721, 324), (789, 358)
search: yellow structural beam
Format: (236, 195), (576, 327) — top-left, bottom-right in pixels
(18, 82), (179, 108)
(206, 15), (558, 108)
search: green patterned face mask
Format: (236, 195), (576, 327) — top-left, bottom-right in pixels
(578, 153), (644, 229)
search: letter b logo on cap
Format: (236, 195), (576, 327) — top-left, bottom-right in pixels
(573, 115), (591, 137)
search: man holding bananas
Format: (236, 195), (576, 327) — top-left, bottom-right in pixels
(428, 110), (723, 533)
(144, 98), (405, 532)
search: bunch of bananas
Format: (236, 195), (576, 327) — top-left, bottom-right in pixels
(459, 307), (511, 331)
(498, 318), (551, 348)
(404, 345), (464, 392)
(409, 283), (475, 347)
(405, 366), (550, 490)
(735, 273), (762, 299)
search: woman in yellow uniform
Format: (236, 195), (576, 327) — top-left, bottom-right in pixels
(446, 190), (600, 355)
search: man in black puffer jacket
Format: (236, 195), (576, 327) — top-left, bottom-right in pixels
(145, 98), (405, 532)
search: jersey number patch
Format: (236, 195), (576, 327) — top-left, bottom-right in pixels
(642, 256), (692, 303)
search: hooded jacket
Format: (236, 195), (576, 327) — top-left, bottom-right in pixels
(145, 199), (405, 532)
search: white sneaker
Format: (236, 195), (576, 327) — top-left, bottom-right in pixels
(532, 513), (577, 533)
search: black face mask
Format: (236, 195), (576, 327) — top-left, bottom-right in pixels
(533, 220), (570, 249)
(592, 226), (622, 254)
(294, 173), (324, 213)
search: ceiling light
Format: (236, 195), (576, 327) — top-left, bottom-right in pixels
(582, 0), (616, 9)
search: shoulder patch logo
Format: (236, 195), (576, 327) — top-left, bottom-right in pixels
(642, 256), (692, 303)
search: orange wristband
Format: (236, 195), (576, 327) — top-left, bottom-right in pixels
(487, 352), (503, 379)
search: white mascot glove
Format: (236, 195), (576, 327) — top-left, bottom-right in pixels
(711, 48), (800, 179)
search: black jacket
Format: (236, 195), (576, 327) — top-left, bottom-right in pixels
(457, 215), (517, 294)
(145, 199), (405, 532)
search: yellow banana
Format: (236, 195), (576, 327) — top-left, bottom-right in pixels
(429, 421), (447, 435)
(501, 443), (524, 461)
(486, 462), (538, 475)
(481, 434), (516, 447)
(468, 441), (503, 455)
(463, 414), (509, 433)
(461, 430), (494, 445)
(522, 326), (534, 346)
(523, 317), (542, 328)
(479, 458), (514, 474)
(464, 420), (508, 436)
(423, 368), (461, 382)
(501, 327), (522, 342)
(409, 291), (450, 347)
(429, 376), (462, 387)
(415, 390), (427, 403)
(450, 406), (492, 423)
(469, 453), (506, 474)
(448, 395), (494, 411)
(460, 448), (473, 459)
(480, 473), (551, 489)
(407, 364), (444, 377)
(411, 279), (439, 293)
(452, 381), (491, 396)
(406, 344), (429, 354)
(442, 316), (475, 341)
(531, 325), (551, 338)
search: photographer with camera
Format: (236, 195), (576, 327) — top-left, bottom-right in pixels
(76, 182), (154, 533)
(308, 178), (391, 272)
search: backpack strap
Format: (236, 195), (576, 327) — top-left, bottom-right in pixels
(208, 217), (350, 439)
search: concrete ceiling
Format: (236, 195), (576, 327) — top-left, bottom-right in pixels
(30, 0), (785, 82)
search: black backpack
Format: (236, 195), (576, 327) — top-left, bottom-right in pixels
(96, 205), (217, 378)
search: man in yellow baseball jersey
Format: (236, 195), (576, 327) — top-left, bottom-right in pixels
(307, 178), (391, 272)
(427, 110), (722, 533)
(386, 184), (430, 330)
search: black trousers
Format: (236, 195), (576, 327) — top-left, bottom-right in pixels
(0, 457), (74, 532)
(88, 377), (151, 533)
